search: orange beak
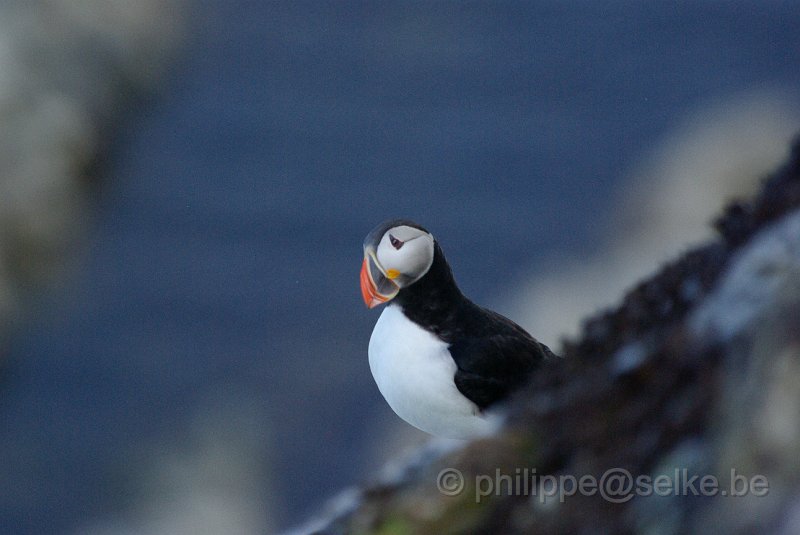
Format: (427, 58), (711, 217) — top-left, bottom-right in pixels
(360, 254), (399, 308)
(360, 258), (385, 308)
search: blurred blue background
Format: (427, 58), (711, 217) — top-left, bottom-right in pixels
(1, 2), (799, 533)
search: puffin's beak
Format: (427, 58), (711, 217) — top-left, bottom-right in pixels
(360, 250), (399, 308)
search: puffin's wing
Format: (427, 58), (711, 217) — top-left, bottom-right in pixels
(449, 329), (552, 410)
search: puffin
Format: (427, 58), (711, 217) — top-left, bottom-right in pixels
(360, 219), (557, 439)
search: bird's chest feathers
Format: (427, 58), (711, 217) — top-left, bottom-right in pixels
(368, 305), (480, 435)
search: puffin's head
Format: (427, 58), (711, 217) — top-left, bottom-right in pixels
(360, 219), (435, 308)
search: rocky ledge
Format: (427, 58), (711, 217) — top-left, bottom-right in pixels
(299, 135), (800, 534)
(0, 1), (184, 359)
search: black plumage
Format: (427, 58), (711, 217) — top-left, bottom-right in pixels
(394, 236), (557, 410)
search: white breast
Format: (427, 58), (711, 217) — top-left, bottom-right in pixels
(368, 305), (497, 439)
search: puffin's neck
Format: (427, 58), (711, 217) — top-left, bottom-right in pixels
(393, 242), (468, 339)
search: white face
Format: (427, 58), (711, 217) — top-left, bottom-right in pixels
(375, 225), (435, 288)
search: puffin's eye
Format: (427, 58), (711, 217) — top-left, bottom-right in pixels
(389, 234), (404, 250)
